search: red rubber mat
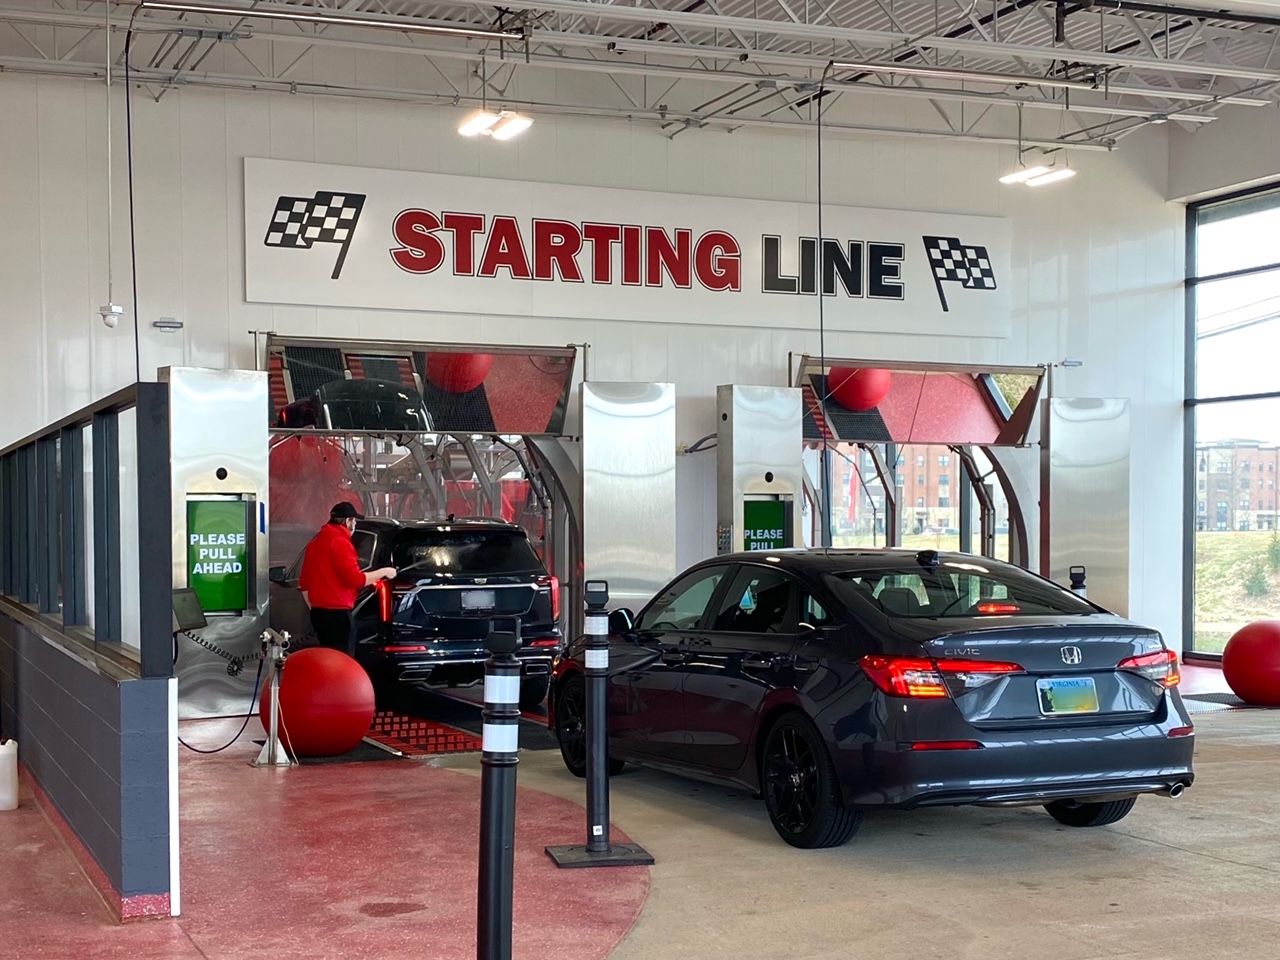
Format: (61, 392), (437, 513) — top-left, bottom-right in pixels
(365, 710), (483, 756)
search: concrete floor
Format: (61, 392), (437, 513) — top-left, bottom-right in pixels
(439, 706), (1280, 960)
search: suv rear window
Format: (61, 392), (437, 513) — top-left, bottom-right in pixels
(828, 560), (1095, 618)
(392, 529), (544, 576)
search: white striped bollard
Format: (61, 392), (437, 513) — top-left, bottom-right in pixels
(477, 620), (521, 960)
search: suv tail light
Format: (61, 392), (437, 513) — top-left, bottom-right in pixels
(375, 580), (393, 622)
(860, 655), (1024, 699)
(538, 575), (561, 622)
(1118, 649), (1180, 687)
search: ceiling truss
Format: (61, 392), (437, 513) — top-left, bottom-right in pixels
(2, 0), (1279, 151)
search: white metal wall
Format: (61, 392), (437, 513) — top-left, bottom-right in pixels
(0, 75), (1185, 643)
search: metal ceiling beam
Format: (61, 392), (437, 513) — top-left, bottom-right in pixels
(0, 53), (1116, 149)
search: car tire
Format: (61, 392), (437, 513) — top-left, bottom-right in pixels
(1043, 797), (1137, 827)
(519, 675), (551, 710)
(761, 712), (863, 849)
(554, 675), (625, 779)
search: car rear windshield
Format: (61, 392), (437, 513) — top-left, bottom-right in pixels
(827, 560), (1096, 618)
(391, 530), (544, 576)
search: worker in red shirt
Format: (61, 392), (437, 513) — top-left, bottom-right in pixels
(298, 502), (396, 656)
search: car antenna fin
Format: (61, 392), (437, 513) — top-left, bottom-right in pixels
(915, 549), (940, 572)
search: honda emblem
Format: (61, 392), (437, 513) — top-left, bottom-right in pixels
(1060, 646), (1083, 665)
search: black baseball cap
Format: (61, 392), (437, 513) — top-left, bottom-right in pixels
(330, 501), (364, 521)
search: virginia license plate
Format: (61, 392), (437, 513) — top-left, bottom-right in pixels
(460, 589), (497, 611)
(1036, 676), (1100, 715)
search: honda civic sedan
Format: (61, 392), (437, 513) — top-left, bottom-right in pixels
(549, 549), (1194, 848)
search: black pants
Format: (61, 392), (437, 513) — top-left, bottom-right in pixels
(310, 608), (356, 657)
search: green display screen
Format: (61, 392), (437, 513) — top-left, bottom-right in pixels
(187, 499), (249, 614)
(743, 499), (787, 551)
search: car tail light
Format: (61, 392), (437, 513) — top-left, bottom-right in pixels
(538, 575), (561, 621)
(375, 580), (393, 622)
(528, 638), (559, 648)
(1118, 649), (1180, 687)
(1168, 725), (1194, 738)
(861, 655), (1024, 699)
(382, 645), (428, 653)
(975, 601), (1020, 615)
(910, 740), (983, 751)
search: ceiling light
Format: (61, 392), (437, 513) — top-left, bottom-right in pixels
(831, 60), (1097, 92)
(1025, 168), (1077, 187)
(458, 111), (501, 136)
(490, 114), (534, 140)
(998, 165), (1051, 185)
(138, 1), (524, 41)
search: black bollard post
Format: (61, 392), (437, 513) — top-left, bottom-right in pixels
(477, 618), (521, 960)
(546, 580), (654, 869)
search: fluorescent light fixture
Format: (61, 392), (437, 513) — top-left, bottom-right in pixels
(832, 60), (1097, 92)
(998, 165), (1051, 185)
(1025, 167), (1077, 187)
(138, 1), (524, 41)
(458, 111), (501, 136)
(490, 114), (534, 140)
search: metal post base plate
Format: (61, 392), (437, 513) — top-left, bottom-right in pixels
(252, 741), (292, 767)
(544, 843), (655, 869)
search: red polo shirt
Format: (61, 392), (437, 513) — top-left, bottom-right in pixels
(298, 523), (367, 611)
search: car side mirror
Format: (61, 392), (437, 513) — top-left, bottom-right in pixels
(269, 566), (288, 584)
(608, 608), (636, 637)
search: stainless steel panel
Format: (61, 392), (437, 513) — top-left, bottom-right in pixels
(1041, 398), (1130, 617)
(580, 383), (677, 616)
(716, 385), (804, 553)
(161, 367), (271, 719)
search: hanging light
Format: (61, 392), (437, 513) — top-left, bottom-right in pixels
(998, 165), (1051, 185)
(458, 110), (534, 140)
(458, 112), (501, 137)
(1025, 167), (1077, 186)
(490, 114), (534, 140)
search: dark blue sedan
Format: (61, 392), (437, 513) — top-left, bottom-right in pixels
(550, 549), (1194, 848)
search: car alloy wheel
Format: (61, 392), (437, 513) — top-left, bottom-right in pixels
(555, 675), (624, 779)
(761, 713), (862, 849)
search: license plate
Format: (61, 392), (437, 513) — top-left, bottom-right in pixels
(460, 589), (497, 612)
(1036, 677), (1099, 715)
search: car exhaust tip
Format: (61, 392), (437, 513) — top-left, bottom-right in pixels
(1161, 782), (1187, 799)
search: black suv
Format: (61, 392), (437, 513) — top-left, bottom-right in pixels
(269, 518), (562, 708)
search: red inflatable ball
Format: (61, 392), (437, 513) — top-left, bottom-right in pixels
(829, 367), (892, 411)
(426, 352), (493, 393)
(1222, 620), (1280, 707)
(258, 647), (376, 757)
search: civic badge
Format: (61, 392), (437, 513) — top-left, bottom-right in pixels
(1060, 646), (1083, 665)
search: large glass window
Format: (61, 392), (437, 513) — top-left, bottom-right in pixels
(1187, 186), (1280, 656)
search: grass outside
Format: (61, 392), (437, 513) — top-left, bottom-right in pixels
(1191, 530), (1280, 653)
(831, 529), (1280, 655)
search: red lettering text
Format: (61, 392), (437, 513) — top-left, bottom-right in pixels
(533, 220), (584, 282)
(695, 231), (741, 291)
(478, 216), (533, 279)
(645, 227), (692, 288)
(390, 209), (445, 274)
(582, 223), (622, 283)
(443, 212), (485, 275)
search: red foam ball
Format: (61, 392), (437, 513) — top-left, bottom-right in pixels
(829, 367), (892, 412)
(258, 647), (376, 757)
(1222, 620), (1280, 707)
(426, 352), (493, 393)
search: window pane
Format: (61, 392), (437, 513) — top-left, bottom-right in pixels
(1191, 397), (1280, 654)
(1195, 189), (1280, 276)
(898, 443), (959, 552)
(712, 568), (797, 634)
(639, 566), (726, 631)
(831, 442), (888, 547)
(1194, 268), (1280, 398)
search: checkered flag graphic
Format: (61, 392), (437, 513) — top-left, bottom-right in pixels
(264, 191), (366, 279)
(922, 235), (997, 312)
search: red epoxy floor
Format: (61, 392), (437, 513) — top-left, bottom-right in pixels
(1, 717), (648, 960)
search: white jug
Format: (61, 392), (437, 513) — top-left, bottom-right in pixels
(0, 740), (18, 811)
